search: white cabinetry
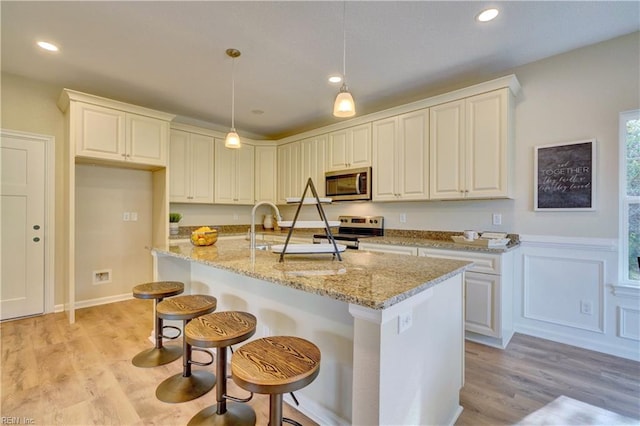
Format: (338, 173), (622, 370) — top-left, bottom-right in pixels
(214, 138), (255, 204)
(326, 123), (371, 171)
(255, 145), (278, 203)
(372, 109), (429, 201)
(300, 134), (326, 198)
(429, 88), (513, 199)
(71, 99), (170, 167)
(358, 242), (418, 256)
(169, 129), (214, 203)
(277, 141), (301, 204)
(418, 247), (514, 348)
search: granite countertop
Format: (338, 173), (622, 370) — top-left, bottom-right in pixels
(152, 239), (471, 310)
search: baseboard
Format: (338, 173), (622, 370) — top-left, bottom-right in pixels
(55, 293), (135, 313)
(465, 330), (513, 349)
(283, 392), (350, 426)
(514, 325), (640, 362)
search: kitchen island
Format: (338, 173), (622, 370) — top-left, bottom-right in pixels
(152, 238), (471, 425)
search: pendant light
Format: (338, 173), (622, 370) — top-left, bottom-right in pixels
(333, 1), (355, 118)
(225, 48), (241, 149)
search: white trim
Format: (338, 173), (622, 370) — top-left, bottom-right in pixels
(610, 284), (640, 298)
(0, 129), (56, 316)
(283, 393), (349, 426)
(617, 306), (640, 341)
(348, 287), (434, 325)
(58, 292), (134, 311)
(519, 234), (617, 251)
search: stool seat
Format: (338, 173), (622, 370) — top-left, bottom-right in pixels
(232, 336), (320, 426)
(156, 294), (218, 403)
(157, 294), (217, 321)
(185, 312), (257, 426)
(131, 281), (184, 368)
(133, 281), (184, 300)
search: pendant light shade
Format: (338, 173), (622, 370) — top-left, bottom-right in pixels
(333, 2), (355, 118)
(225, 48), (241, 149)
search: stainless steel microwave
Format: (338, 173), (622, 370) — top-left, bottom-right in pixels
(325, 167), (372, 201)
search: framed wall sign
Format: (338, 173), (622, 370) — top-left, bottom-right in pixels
(534, 139), (596, 211)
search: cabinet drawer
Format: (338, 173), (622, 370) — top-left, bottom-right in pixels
(359, 243), (418, 256)
(418, 248), (501, 275)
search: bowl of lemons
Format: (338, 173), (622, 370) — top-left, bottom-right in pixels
(190, 226), (218, 246)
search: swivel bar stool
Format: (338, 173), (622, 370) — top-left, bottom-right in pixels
(132, 281), (184, 367)
(232, 336), (321, 426)
(155, 294), (217, 403)
(185, 311), (257, 426)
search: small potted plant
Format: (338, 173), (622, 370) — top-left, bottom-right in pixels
(169, 213), (182, 235)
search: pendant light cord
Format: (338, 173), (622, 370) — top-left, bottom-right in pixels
(342, 1), (347, 81)
(231, 56), (236, 129)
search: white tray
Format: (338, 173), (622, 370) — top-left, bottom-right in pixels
(451, 236), (510, 247)
(277, 220), (340, 228)
(271, 243), (346, 254)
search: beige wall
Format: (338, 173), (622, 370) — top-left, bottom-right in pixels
(2, 32), (638, 305)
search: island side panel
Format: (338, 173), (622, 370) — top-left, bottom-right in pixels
(188, 261), (355, 425)
(349, 273), (464, 426)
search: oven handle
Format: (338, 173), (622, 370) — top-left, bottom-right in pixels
(355, 173), (361, 195)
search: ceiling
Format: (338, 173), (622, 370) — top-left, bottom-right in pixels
(2, 1), (639, 140)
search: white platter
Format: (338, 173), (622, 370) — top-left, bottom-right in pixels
(271, 243), (346, 254)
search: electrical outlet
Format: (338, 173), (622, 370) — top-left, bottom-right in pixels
(93, 269), (112, 284)
(130, 212), (138, 221)
(492, 213), (502, 225)
(398, 311), (412, 334)
(580, 300), (593, 315)
(233, 213), (239, 220)
(123, 212), (130, 221)
(400, 213), (407, 223)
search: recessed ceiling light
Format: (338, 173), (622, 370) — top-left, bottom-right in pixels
(476, 8), (499, 23)
(328, 75), (342, 84)
(37, 41), (60, 52)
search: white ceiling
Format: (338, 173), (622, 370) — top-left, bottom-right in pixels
(2, 1), (639, 139)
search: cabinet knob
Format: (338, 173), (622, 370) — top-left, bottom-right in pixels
(33, 237), (40, 242)
(33, 225), (41, 230)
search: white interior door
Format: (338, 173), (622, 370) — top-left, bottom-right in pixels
(1, 132), (46, 320)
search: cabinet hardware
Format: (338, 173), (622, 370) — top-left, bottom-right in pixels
(33, 237), (40, 242)
(33, 224), (40, 230)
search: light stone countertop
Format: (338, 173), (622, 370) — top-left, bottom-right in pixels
(152, 238), (471, 310)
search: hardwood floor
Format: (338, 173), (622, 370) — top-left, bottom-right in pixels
(1, 298), (639, 425)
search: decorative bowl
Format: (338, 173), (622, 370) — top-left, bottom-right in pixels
(190, 227), (218, 246)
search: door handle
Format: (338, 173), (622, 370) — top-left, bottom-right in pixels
(33, 225), (40, 230)
(33, 237), (40, 242)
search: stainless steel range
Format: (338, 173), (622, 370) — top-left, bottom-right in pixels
(313, 215), (384, 249)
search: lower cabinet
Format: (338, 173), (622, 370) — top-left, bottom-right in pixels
(359, 242), (515, 348)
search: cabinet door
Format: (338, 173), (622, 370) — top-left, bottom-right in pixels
(349, 123), (372, 168)
(169, 130), (191, 202)
(327, 130), (348, 171)
(301, 135), (326, 197)
(465, 272), (500, 338)
(126, 113), (168, 166)
(372, 117), (398, 201)
(430, 100), (465, 199)
(358, 243), (418, 256)
(189, 133), (215, 203)
(235, 144), (255, 205)
(255, 145), (277, 203)
(465, 89), (510, 198)
(74, 102), (126, 160)
(214, 138), (235, 203)
(277, 141), (301, 203)
(398, 110), (429, 200)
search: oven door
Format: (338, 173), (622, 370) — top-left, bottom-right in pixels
(325, 167), (371, 201)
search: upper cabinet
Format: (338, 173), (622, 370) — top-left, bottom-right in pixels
(58, 89), (174, 168)
(430, 88), (514, 200)
(372, 109), (429, 201)
(326, 123), (371, 171)
(277, 141), (301, 204)
(214, 138), (255, 205)
(255, 145), (278, 203)
(169, 129), (215, 203)
(300, 134), (327, 197)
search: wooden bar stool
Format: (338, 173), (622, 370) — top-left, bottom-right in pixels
(132, 281), (184, 367)
(185, 311), (258, 426)
(155, 294), (218, 403)
(231, 336), (321, 426)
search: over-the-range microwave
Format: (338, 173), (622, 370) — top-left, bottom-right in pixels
(325, 167), (372, 201)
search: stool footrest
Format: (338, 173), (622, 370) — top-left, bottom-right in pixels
(223, 390), (253, 404)
(162, 325), (181, 340)
(189, 347), (214, 367)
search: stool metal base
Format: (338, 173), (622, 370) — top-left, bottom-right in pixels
(132, 345), (182, 368)
(156, 370), (216, 403)
(187, 402), (256, 426)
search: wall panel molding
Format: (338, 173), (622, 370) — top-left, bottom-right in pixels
(520, 234), (617, 252)
(617, 306), (640, 341)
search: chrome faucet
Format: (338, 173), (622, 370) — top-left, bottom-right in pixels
(250, 201), (282, 251)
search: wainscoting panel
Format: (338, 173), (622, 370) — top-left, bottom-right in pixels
(523, 255), (604, 332)
(515, 235), (640, 361)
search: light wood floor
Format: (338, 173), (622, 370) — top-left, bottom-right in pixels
(2, 298), (639, 425)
